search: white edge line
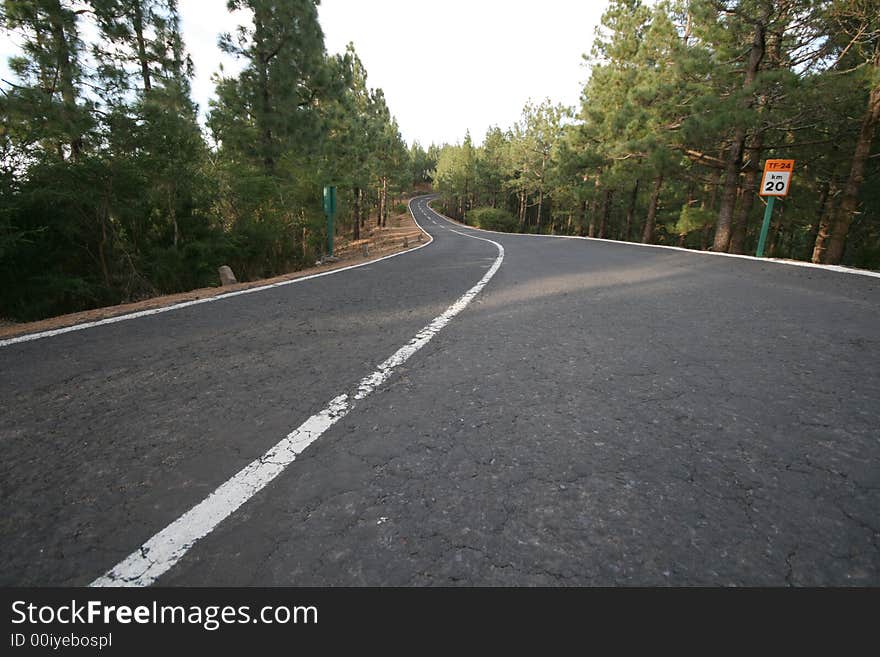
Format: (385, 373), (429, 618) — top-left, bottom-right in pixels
(426, 199), (880, 280)
(90, 200), (502, 587)
(0, 198), (436, 349)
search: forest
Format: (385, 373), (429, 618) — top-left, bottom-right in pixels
(433, 0), (880, 269)
(3, 0), (878, 323)
(0, 0), (432, 321)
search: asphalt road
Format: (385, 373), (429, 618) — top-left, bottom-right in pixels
(2, 196), (878, 586)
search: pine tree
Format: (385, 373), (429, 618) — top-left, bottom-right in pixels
(213, 0), (327, 175)
(3, 0), (92, 160)
(821, 0), (880, 264)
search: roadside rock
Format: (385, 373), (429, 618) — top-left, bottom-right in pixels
(218, 265), (238, 286)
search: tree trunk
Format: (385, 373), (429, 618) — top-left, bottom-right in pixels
(47, 1), (82, 160)
(823, 60), (880, 264)
(536, 155), (547, 231)
(99, 204), (111, 287)
(169, 188), (179, 247)
(808, 180), (832, 262)
(599, 188), (613, 239)
(377, 182), (383, 227)
(623, 179), (639, 241)
(699, 163), (721, 249)
(712, 13), (767, 251)
(642, 175), (663, 244)
(587, 198), (597, 238)
(536, 188), (544, 232)
(729, 21), (786, 255)
(588, 177), (601, 237)
(381, 176), (388, 227)
(728, 130), (764, 254)
(353, 186), (361, 241)
(463, 178), (468, 218)
(518, 189), (526, 230)
(253, 11), (274, 174)
(132, 1), (152, 93)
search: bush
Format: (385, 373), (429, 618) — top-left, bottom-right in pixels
(467, 207), (519, 232)
(148, 235), (231, 294)
(672, 205), (714, 236)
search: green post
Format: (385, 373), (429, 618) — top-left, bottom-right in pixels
(323, 185), (337, 257)
(327, 208), (334, 257)
(756, 196), (775, 258)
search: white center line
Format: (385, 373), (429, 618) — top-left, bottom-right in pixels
(91, 198), (504, 587)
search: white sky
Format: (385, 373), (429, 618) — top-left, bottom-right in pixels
(316, 0), (607, 146)
(2, 0), (608, 147)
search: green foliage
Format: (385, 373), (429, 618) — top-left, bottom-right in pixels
(432, 133), (476, 220)
(432, 0), (879, 267)
(1, 0), (416, 321)
(408, 141), (436, 186)
(467, 207), (519, 232)
(673, 206), (715, 236)
(146, 237), (229, 293)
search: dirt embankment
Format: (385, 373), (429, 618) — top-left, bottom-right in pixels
(0, 204), (427, 341)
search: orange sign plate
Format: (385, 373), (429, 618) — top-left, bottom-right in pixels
(760, 159), (795, 197)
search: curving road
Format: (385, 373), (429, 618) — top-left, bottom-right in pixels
(1, 195), (878, 586)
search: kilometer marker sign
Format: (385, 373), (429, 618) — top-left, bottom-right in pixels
(759, 159), (794, 197)
(756, 159), (795, 257)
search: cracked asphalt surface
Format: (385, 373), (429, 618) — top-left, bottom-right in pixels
(1, 196), (878, 586)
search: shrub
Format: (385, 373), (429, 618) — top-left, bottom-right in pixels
(467, 207), (518, 232)
(672, 205), (714, 236)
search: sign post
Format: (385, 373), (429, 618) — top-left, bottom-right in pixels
(756, 159), (794, 257)
(323, 185), (337, 258)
